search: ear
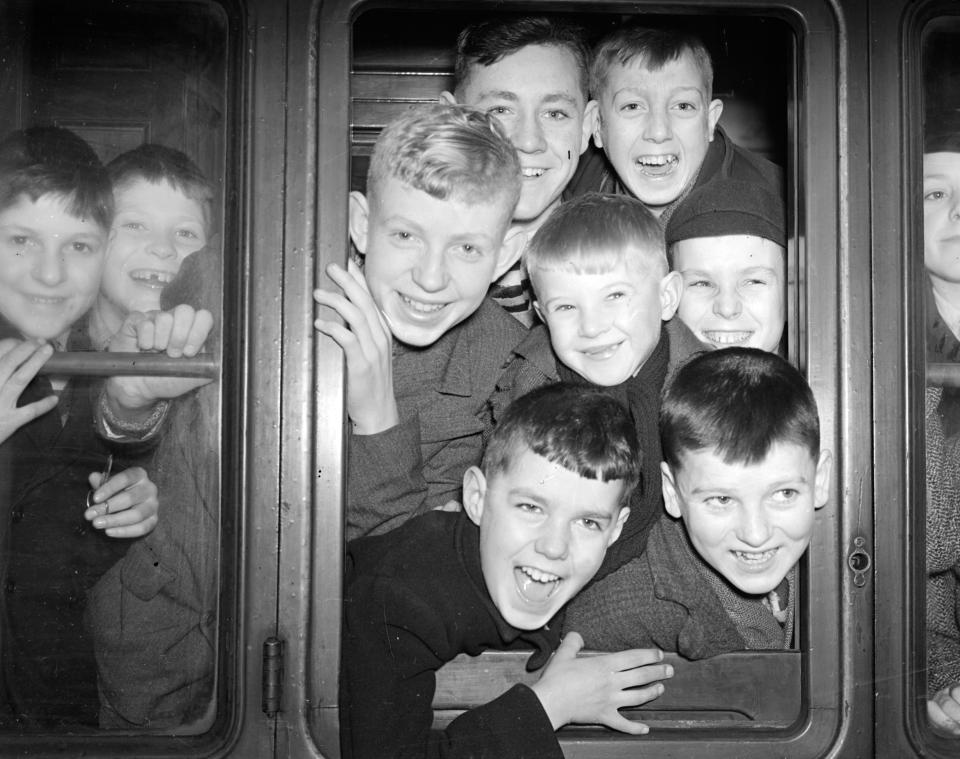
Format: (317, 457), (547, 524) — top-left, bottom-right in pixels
(348, 191), (370, 255)
(658, 270), (684, 320)
(707, 98), (724, 141)
(462, 466), (487, 527)
(607, 506), (631, 546)
(592, 108), (605, 149)
(580, 100), (599, 154)
(492, 226), (528, 282)
(813, 450), (833, 510)
(661, 462), (683, 518)
(440, 90), (458, 105)
(532, 300), (545, 324)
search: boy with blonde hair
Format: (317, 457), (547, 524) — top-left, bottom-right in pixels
(492, 192), (703, 578)
(314, 103), (528, 538)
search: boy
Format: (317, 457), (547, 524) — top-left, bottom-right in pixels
(442, 16), (597, 322)
(0, 126), (160, 727)
(341, 383), (674, 759)
(567, 26), (782, 228)
(88, 143), (212, 350)
(492, 192), (703, 578)
(563, 348), (832, 657)
(313, 103), (527, 539)
(666, 177), (786, 352)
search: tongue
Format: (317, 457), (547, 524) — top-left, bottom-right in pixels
(516, 568), (555, 602)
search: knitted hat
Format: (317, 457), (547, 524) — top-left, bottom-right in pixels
(666, 178), (786, 247)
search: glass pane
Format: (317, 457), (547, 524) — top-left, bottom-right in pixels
(922, 14), (960, 742)
(0, 0), (228, 736)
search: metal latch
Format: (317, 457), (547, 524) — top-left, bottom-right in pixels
(847, 536), (872, 587)
(262, 636), (285, 717)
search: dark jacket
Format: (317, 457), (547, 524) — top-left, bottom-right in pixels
(341, 510), (562, 759)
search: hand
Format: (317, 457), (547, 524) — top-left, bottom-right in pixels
(531, 632), (673, 734)
(106, 305), (214, 412)
(314, 260), (398, 434)
(929, 684), (960, 736)
(85, 466), (159, 538)
(0, 339), (58, 444)
(434, 500), (462, 512)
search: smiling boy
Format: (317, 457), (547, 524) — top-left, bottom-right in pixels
(567, 26), (782, 228)
(666, 178), (786, 352)
(492, 192), (703, 579)
(563, 348), (831, 657)
(341, 383), (674, 759)
(314, 103), (528, 538)
(443, 16), (597, 322)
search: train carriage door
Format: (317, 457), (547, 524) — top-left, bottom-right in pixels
(0, 0), (290, 755)
(872, 0), (960, 755)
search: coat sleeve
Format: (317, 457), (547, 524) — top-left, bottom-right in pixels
(341, 578), (562, 759)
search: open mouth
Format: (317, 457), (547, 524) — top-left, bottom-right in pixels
(130, 269), (175, 288)
(635, 154), (678, 177)
(398, 293), (446, 315)
(515, 566), (561, 603)
(521, 167), (547, 179)
(733, 548), (778, 566)
(702, 330), (753, 346)
(582, 341), (621, 359)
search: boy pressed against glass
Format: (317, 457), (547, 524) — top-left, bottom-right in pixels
(341, 383), (673, 759)
(313, 103), (528, 539)
(493, 192), (703, 577)
(666, 177), (786, 352)
(0, 126), (160, 727)
(563, 348), (832, 656)
(443, 15), (597, 322)
(567, 25), (782, 228)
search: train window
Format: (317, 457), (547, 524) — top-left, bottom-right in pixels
(308, 1), (856, 756)
(0, 0), (263, 753)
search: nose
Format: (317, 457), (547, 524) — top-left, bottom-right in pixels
(578, 304), (610, 338)
(411, 247), (449, 292)
(33, 244), (66, 287)
(511, 112), (547, 154)
(951, 200), (960, 221)
(148, 230), (177, 259)
(535, 519), (570, 561)
(713, 287), (743, 319)
(736, 506), (772, 548)
(643, 107), (672, 143)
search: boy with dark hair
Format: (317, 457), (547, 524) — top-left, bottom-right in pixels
(443, 15), (596, 323)
(567, 25), (782, 228)
(493, 192), (703, 578)
(341, 382), (674, 759)
(0, 126), (160, 727)
(563, 348), (832, 657)
(314, 103), (528, 539)
(666, 177), (787, 352)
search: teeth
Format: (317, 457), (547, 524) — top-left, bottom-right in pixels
(130, 270), (174, 285)
(521, 167), (546, 178)
(704, 331), (752, 345)
(583, 342), (619, 358)
(636, 154), (678, 166)
(521, 566), (560, 583)
(734, 549), (777, 563)
(400, 294), (445, 313)
(28, 295), (64, 304)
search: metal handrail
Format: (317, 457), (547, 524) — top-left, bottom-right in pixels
(39, 352), (219, 378)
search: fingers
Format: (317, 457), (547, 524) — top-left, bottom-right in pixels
(433, 500), (462, 512)
(929, 687), (960, 735)
(601, 712), (650, 736)
(0, 340), (54, 397)
(314, 262), (392, 345)
(85, 467), (159, 537)
(112, 306), (213, 356)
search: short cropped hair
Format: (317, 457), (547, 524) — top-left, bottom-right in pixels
(526, 192), (667, 290)
(661, 348), (820, 470)
(483, 383), (641, 506)
(925, 111), (960, 154)
(367, 103), (520, 212)
(590, 26), (714, 102)
(454, 16), (591, 101)
(0, 126), (113, 230)
(107, 144), (214, 232)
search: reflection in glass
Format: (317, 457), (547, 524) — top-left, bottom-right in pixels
(0, 0), (226, 734)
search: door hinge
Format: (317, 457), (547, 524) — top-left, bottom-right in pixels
(262, 636), (285, 717)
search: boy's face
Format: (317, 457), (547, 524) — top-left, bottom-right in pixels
(662, 442), (831, 596)
(101, 179), (207, 318)
(0, 193), (106, 342)
(533, 257), (681, 386)
(463, 446), (629, 630)
(349, 178), (522, 347)
(673, 235), (785, 352)
(449, 44), (596, 230)
(595, 52), (723, 215)
(923, 151), (960, 286)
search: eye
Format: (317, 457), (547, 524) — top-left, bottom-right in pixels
(516, 501), (541, 515)
(772, 488), (799, 503)
(742, 277), (769, 287)
(674, 101), (698, 113)
(544, 109), (570, 122)
(925, 189), (947, 202)
(487, 105), (512, 117)
(391, 230), (415, 243)
(619, 101), (642, 113)
(10, 235), (30, 246)
(551, 303), (576, 313)
(122, 221), (146, 232)
(686, 278), (714, 289)
(705, 495), (733, 507)
(176, 228), (200, 241)
(606, 290), (627, 301)
(578, 517), (602, 531)
(70, 241), (95, 254)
